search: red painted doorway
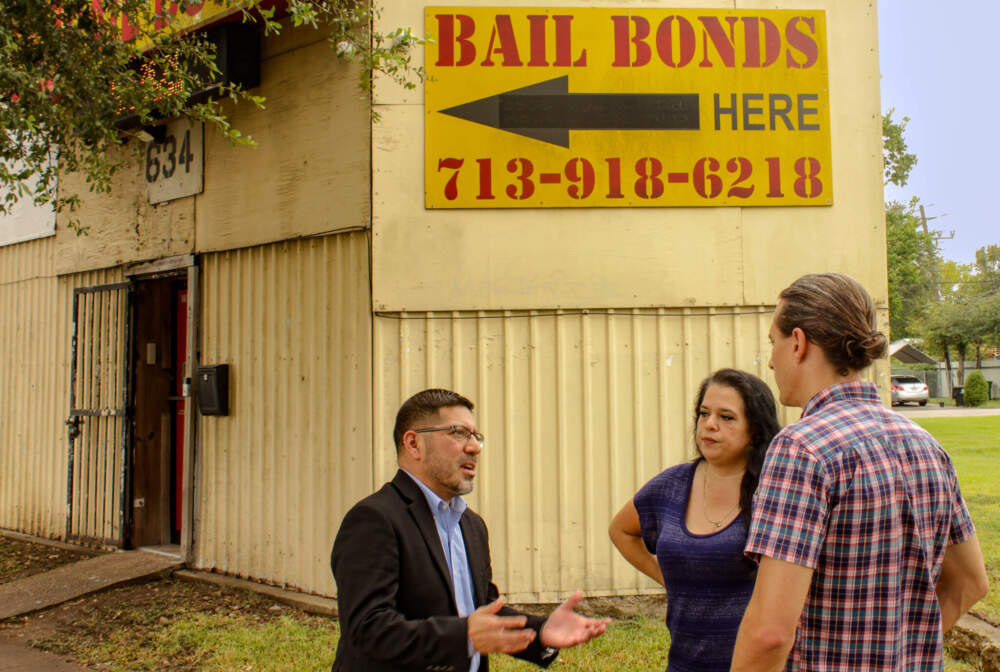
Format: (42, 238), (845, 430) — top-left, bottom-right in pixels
(172, 289), (187, 541)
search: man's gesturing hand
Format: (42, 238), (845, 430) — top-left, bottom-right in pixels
(468, 598), (536, 654)
(540, 591), (611, 648)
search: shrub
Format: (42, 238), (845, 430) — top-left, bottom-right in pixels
(964, 371), (988, 406)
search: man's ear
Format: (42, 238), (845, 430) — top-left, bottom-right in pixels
(791, 327), (809, 363)
(401, 431), (422, 461)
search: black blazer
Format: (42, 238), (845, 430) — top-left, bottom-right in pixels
(331, 470), (556, 672)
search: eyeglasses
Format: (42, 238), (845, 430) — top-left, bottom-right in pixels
(413, 425), (485, 446)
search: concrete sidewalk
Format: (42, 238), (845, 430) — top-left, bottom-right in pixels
(0, 548), (182, 671)
(898, 406), (1000, 418)
(0, 549), (181, 621)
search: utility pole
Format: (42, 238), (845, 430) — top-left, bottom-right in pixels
(918, 204), (954, 242)
(918, 204), (951, 301)
(918, 204), (954, 397)
(919, 203), (930, 236)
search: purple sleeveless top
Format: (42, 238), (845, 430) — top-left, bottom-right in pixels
(634, 461), (757, 672)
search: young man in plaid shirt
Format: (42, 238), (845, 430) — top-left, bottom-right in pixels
(730, 273), (988, 671)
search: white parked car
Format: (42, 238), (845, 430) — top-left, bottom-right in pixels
(891, 375), (929, 406)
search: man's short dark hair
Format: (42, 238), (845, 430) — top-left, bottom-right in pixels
(392, 388), (474, 451)
(777, 273), (888, 376)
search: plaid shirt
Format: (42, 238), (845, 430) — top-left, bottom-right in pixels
(746, 382), (975, 671)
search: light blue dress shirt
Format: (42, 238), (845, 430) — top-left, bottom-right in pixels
(402, 470), (480, 672)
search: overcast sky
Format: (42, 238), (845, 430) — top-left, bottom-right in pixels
(878, 0), (999, 266)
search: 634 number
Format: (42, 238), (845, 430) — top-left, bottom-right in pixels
(145, 129), (196, 184)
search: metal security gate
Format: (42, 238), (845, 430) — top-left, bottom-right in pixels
(66, 282), (133, 546)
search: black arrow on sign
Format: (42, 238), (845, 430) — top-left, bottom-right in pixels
(438, 76), (699, 148)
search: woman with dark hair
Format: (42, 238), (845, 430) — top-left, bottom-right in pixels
(608, 368), (780, 672)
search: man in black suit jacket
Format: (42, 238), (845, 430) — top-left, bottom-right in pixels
(331, 389), (608, 672)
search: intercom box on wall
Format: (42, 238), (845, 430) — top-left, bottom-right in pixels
(196, 364), (229, 416)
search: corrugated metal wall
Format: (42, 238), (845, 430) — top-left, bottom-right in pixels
(0, 237), (61, 536)
(0, 236), (123, 539)
(373, 306), (886, 603)
(195, 232), (372, 595)
(1, 230), (891, 600)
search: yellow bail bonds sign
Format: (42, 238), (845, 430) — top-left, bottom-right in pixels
(424, 7), (831, 209)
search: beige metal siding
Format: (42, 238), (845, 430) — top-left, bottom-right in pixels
(195, 233), (372, 595)
(196, 23), (370, 253)
(0, 236), (122, 539)
(374, 306), (885, 602)
(0, 237), (60, 536)
(372, 0), (885, 313)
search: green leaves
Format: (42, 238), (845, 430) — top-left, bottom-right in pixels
(963, 371), (989, 406)
(882, 108), (917, 187)
(1, 1), (423, 227)
(974, 244), (1000, 294)
(886, 198), (939, 339)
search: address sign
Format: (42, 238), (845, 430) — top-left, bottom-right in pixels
(145, 119), (204, 205)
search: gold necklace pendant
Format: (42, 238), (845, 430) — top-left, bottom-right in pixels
(702, 465), (741, 528)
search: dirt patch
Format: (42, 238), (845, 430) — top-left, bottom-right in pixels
(0, 535), (92, 584)
(0, 576), (317, 670)
(0, 534), (330, 670)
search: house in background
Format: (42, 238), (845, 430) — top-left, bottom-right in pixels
(890, 339), (999, 400)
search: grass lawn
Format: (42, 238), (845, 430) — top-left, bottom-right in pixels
(1, 577), (342, 672)
(914, 415), (1000, 623)
(21, 604), (975, 672)
(492, 616), (670, 671)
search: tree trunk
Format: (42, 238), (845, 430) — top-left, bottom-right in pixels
(953, 342), (967, 386)
(944, 346), (953, 396)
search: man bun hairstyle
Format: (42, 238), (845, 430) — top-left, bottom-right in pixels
(392, 388), (474, 452)
(777, 273), (888, 376)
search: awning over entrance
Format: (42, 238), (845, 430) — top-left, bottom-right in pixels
(889, 340), (938, 365)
